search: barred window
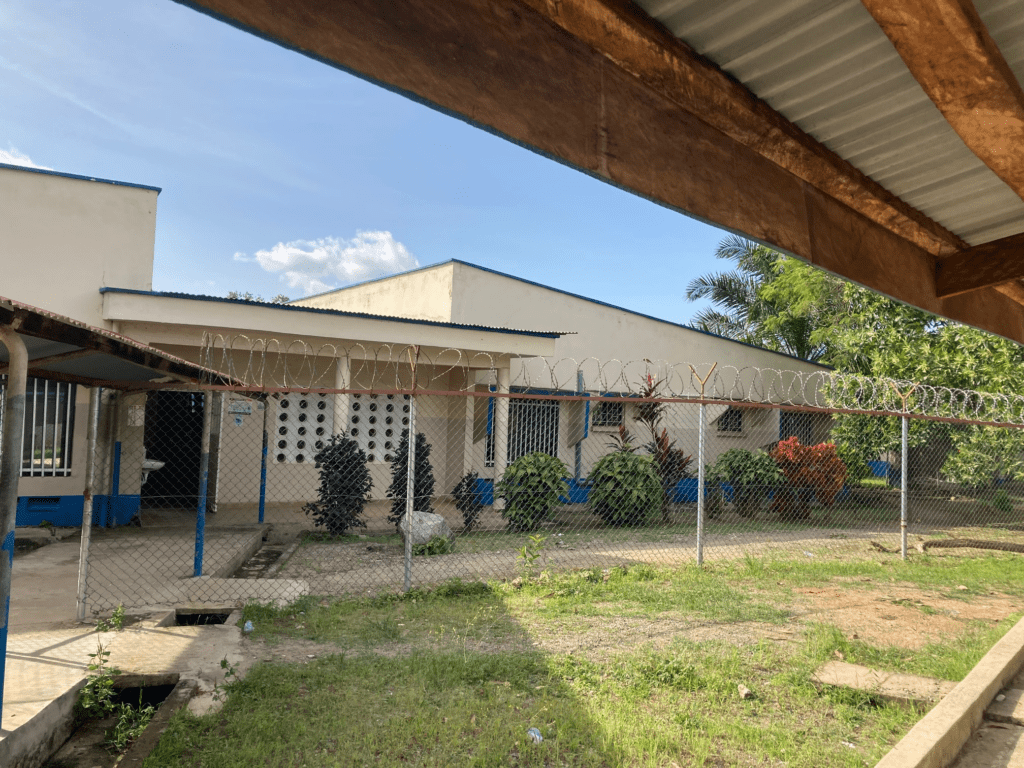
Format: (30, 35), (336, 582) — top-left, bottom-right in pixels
(0, 377), (77, 476)
(591, 400), (624, 428)
(717, 406), (744, 434)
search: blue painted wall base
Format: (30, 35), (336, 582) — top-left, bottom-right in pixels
(15, 495), (141, 527)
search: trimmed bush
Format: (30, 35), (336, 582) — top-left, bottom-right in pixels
(588, 451), (662, 527)
(452, 471), (485, 532)
(387, 430), (436, 530)
(496, 452), (569, 532)
(302, 435), (373, 535)
(706, 448), (783, 518)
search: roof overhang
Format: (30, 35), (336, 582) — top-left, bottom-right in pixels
(0, 297), (227, 389)
(101, 290), (561, 358)
(173, 0), (1024, 345)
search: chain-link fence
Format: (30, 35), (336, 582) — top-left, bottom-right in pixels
(74, 344), (1024, 616)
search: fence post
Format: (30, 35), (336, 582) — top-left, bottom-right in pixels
(0, 324), (27, 726)
(403, 346), (420, 592)
(901, 414), (909, 561)
(689, 364), (716, 568)
(75, 386), (102, 621)
(258, 399), (268, 524)
(697, 403), (706, 566)
(194, 391), (214, 577)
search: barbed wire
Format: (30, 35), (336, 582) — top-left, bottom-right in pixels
(200, 334), (1024, 426)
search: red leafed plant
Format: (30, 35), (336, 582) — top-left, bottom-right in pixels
(769, 436), (847, 519)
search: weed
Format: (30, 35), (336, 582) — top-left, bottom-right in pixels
(412, 535), (454, 556)
(516, 533), (548, 579)
(96, 604), (126, 632)
(211, 657), (239, 703)
(106, 695), (155, 753)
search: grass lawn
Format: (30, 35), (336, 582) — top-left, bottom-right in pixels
(143, 553), (1024, 767)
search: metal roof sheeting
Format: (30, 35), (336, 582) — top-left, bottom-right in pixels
(635, 0), (1024, 246)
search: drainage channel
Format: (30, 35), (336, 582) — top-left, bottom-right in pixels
(231, 544), (286, 579)
(41, 675), (179, 768)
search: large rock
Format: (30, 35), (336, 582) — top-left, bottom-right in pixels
(399, 510), (453, 546)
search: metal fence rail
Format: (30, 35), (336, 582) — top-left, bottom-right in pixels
(72, 353), (1024, 617)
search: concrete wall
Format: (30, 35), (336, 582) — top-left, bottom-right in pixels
(290, 263), (455, 322)
(0, 165), (157, 327)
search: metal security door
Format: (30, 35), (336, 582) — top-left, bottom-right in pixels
(508, 397), (559, 463)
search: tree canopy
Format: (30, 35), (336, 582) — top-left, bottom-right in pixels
(688, 237), (1024, 486)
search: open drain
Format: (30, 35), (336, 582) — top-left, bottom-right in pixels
(175, 609), (230, 626)
(231, 545), (285, 579)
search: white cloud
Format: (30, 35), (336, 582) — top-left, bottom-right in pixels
(0, 145), (52, 170)
(245, 231), (419, 296)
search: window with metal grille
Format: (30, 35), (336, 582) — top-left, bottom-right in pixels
(717, 406), (744, 434)
(0, 377), (77, 476)
(590, 400), (624, 428)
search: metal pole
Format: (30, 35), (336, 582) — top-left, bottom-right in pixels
(75, 386), (102, 621)
(403, 396), (416, 592)
(574, 371), (584, 480)
(258, 400), (268, 524)
(194, 392), (214, 577)
(697, 402), (706, 567)
(0, 324), (27, 725)
(901, 414), (909, 561)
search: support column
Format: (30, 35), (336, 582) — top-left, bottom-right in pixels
(75, 386), (102, 621)
(0, 324), (27, 725)
(697, 403), (707, 567)
(333, 356), (350, 437)
(492, 366), (510, 507)
(194, 392), (214, 577)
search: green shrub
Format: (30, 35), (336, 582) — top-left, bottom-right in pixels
(496, 452), (569, 532)
(452, 471), (485, 531)
(706, 448), (783, 518)
(412, 536), (454, 556)
(387, 430), (436, 530)
(303, 435), (373, 535)
(992, 488), (1013, 514)
(588, 451), (662, 527)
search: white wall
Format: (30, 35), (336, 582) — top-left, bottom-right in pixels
(290, 263), (456, 322)
(0, 166), (157, 327)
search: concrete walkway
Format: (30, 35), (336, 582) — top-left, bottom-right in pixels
(0, 529), (287, 768)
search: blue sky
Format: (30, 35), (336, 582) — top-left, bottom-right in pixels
(1, 0), (729, 324)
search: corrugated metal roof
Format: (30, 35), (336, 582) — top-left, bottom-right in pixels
(635, 0), (1024, 246)
(100, 288), (570, 338)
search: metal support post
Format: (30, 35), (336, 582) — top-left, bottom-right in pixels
(258, 400), (268, 524)
(75, 386), (103, 621)
(403, 396), (417, 592)
(0, 324), (27, 725)
(901, 414), (909, 561)
(574, 371), (584, 480)
(194, 392), (214, 577)
(697, 403), (706, 567)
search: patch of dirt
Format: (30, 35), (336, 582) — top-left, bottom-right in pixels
(792, 585), (1022, 649)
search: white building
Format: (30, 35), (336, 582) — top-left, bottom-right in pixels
(1, 162), (830, 524)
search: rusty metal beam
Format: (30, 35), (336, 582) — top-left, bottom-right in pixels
(862, 0), (1024, 203)
(936, 232), (1024, 298)
(174, 0), (1024, 343)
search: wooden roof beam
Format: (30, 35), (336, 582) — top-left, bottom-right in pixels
(173, 0), (1024, 343)
(861, 0), (1024, 203)
(936, 232), (1024, 298)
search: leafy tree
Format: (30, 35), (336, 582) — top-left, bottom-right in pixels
(690, 236), (1024, 487)
(226, 291), (290, 303)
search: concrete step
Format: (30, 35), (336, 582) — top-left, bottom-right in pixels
(987, 688), (1024, 726)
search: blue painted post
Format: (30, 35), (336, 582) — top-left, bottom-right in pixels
(258, 401), (268, 524)
(574, 371), (584, 480)
(194, 392), (214, 578)
(0, 324), (28, 725)
(111, 441), (121, 496)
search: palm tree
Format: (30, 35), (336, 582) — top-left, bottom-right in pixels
(685, 236), (830, 362)
(685, 236), (782, 343)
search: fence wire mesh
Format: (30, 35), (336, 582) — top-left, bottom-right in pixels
(74, 348), (1024, 617)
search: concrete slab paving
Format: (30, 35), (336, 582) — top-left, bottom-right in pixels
(988, 689), (1024, 725)
(813, 660), (957, 705)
